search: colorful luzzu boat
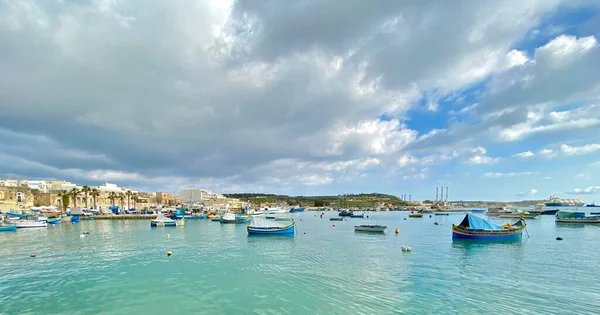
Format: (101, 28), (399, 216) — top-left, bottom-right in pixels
(151, 213), (184, 227)
(452, 213), (525, 242)
(247, 217), (295, 235)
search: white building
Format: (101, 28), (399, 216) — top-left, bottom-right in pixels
(96, 182), (125, 192)
(179, 189), (226, 203)
(25, 180), (49, 193)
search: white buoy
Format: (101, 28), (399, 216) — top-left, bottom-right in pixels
(401, 245), (412, 252)
(167, 234), (171, 238)
(80, 234), (85, 238)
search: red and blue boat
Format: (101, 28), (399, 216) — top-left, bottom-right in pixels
(452, 213), (525, 242)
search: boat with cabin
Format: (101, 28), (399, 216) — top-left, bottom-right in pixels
(338, 209), (353, 217)
(151, 213), (183, 227)
(555, 211), (600, 224)
(452, 213), (525, 241)
(220, 213), (251, 224)
(354, 225), (386, 233)
(247, 217), (295, 235)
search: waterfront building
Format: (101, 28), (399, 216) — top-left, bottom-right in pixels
(179, 188), (226, 203)
(156, 192), (178, 206)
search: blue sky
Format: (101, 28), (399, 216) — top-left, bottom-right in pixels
(0, 0), (599, 201)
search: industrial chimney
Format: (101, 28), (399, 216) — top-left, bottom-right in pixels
(436, 187), (439, 202)
(446, 187), (449, 202)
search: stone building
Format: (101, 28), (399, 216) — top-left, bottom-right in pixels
(0, 186), (35, 212)
(156, 192), (178, 206)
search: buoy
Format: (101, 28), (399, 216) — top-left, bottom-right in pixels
(167, 234), (171, 238)
(434, 222), (439, 225)
(303, 232), (306, 235)
(80, 234), (85, 238)
(30, 254), (36, 257)
(167, 251), (173, 257)
(83, 231), (90, 234)
(429, 215), (432, 218)
(395, 228), (399, 234)
(404, 218), (407, 220)
(556, 237), (563, 241)
(401, 246), (412, 252)
(332, 224), (335, 228)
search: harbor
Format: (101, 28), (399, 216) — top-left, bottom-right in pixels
(1, 211), (599, 314)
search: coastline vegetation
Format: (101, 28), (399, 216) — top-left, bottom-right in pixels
(224, 193), (405, 208)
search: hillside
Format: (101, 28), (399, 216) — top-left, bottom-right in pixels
(223, 193), (404, 208)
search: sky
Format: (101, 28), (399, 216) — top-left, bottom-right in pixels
(1, 0), (600, 201)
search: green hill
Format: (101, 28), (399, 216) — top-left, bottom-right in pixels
(223, 193), (405, 208)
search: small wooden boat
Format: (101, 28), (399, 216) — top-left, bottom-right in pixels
(15, 220), (48, 228)
(151, 213), (182, 227)
(555, 211), (600, 224)
(0, 223), (17, 232)
(354, 225), (386, 233)
(330, 217), (344, 221)
(47, 218), (62, 224)
(289, 207), (305, 213)
(540, 209), (559, 215)
(499, 212), (539, 219)
(220, 213), (250, 224)
(210, 217), (221, 222)
(452, 214), (525, 241)
(350, 213), (365, 218)
(338, 210), (353, 217)
(408, 213), (423, 218)
(434, 212), (450, 216)
(247, 217), (294, 235)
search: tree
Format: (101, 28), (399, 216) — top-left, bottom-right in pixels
(126, 190), (133, 211)
(91, 188), (100, 209)
(108, 192), (118, 206)
(81, 185), (91, 208)
(314, 199), (330, 207)
(70, 188), (80, 208)
(58, 190), (70, 210)
(118, 193), (125, 210)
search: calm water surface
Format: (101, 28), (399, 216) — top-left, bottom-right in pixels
(1, 212), (599, 314)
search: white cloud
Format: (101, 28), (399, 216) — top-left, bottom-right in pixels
(567, 186), (600, 195)
(465, 147), (499, 165)
(560, 143), (600, 156)
(538, 149), (557, 159)
(517, 189), (538, 197)
(484, 171), (533, 178)
(513, 151), (535, 158)
(543, 176), (554, 180)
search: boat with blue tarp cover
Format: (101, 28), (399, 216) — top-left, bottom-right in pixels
(247, 217), (294, 235)
(452, 213), (525, 241)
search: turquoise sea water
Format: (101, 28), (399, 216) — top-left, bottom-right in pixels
(1, 211), (599, 314)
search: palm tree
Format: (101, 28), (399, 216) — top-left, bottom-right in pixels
(126, 190), (133, 211)
(91, 188), (101, 209)
(70, 187), (80, 208)
(118, 193), (125, 211)
(108, 192), (118, 206)
(82, 185), (91, 208)
(132, 193), (139, 211)
(58, 190), (70, 211)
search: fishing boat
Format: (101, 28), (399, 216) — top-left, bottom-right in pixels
(471, 209), (486, 213)
(220, 213), (251, 224)
(540, 209), (559, 215)
(452, 213), (525, 241)
(354, 225), (386, 233)
(434, 212), (450, 216)
(210, 216), (221, 221)
(586, 202), (600, 208)
(15, 220), (48, 228)
(350, 213), (365, 218)
(247, 217), (295, 235)
(151, 213), (182, 227)
(0, 223), (17, 232)
(263, 207), (288, 219)
(338, 209), (353, 217)
(555, 211), (600, 224)
(330, 217), (344, 221)
(485, 207), (512, 216)
(47, 218), (62, 224)
(499, 212), (539, 219)
(408, 213), (423, 218)
(6, 212), (28, 219)
(289, 207), (305, 213)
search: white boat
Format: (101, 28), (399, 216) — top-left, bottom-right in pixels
(15, 220), (48, 228)
(354, 225), (387, 232)
(263, 207), (288, 218)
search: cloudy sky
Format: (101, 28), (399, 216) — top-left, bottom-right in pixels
(1, 0), (600, 201)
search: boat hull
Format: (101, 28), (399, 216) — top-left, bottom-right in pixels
(452, 227), (523, 241)
(247, 223), (294, 235)
(184, 214), (208, 220)
(289, 207), (305, 213)
(354, 225), (386, 233)
(0, 225), (17, 232)
(541, 209), (559, 215)
(408, 214), (423, 218)
(350, 215), (365, 218)
(151, 221), (177, 227)
(15, 221), (48, 228)
(556, 218), (600, 224)
(47, 218), (62, 224)
(220, 216), (250, 224)
(499, 214), (539, 219)
(330, 217), (344, 221)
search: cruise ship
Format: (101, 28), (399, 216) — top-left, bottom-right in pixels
(544, 196), (585, 207)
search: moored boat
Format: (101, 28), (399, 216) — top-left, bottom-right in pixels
(452, 214), (525, 241)
(220, 213), (250, 224)
(330, 217), (344, 221)
(499, 212), (539, 219)
(289, 207), (305, 213)
(151, 213), (182, 227)
(247, 217), (295, 235)
(540, 209), (559, 215)
(434, 212), (450, 216)
(408, 213), (423, 218)
(555, 211), (600, 224)
(184, 214), (208, 220)
(350, 213), (365, 218)
(15, 220), (48, 228)
(47, 218), (62, 224)
(338, 210), (353, 217)
(354, 225), (386, 233)
(0, 223), (17, 232)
